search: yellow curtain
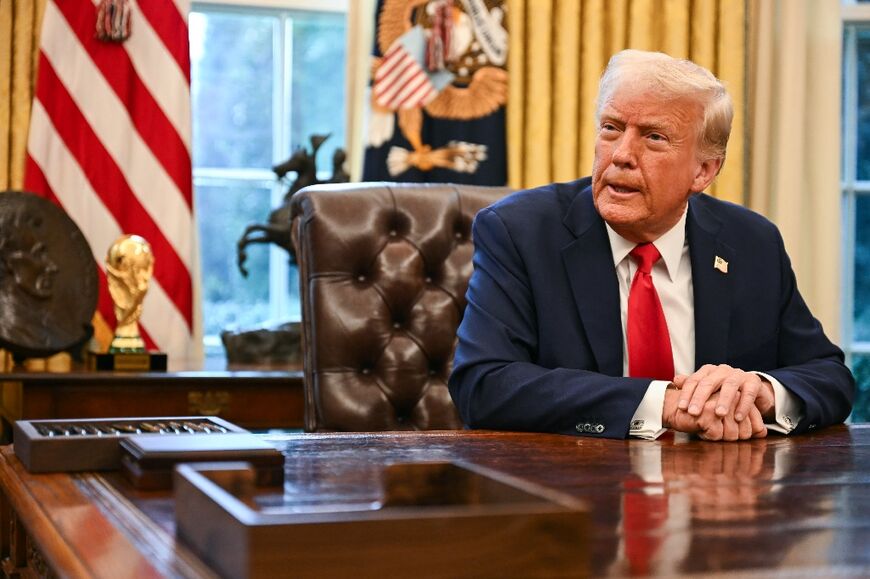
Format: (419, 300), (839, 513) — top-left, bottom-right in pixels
(0, 0), (45, 190)
(748, 0), (841, 339)
(507, 0), (746, 204)
(0, 0), (105, 367)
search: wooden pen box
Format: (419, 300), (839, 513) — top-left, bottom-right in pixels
(13, 416), (246, 473)
(175, 461), (588, 579)
(121, 432), (285, 490)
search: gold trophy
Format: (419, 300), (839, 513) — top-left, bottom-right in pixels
(107, 234), (153, 351)
(90, 234), (167, 370)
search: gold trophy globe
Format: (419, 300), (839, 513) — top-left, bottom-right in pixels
(89, 234), (166, 371)
(106, 234), (154, 352)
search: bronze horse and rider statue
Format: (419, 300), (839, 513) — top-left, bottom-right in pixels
(236, 134), (348, 276)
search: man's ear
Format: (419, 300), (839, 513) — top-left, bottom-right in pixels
(691, 157), (723, 193)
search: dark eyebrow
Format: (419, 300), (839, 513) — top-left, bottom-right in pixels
(638, 121), (674, 133)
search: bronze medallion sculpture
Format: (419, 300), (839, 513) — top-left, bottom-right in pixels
(0, 191), (97, 358)
(106, 234), (154, 352)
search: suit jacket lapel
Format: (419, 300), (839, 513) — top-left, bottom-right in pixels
(687, 195), (734, 368)
(561, 188), (623, 376)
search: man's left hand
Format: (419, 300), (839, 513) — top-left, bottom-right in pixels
(674, 364), (774, 422)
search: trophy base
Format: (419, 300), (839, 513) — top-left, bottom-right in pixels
(110, 335), (147, 351)
(88, 351), (168, 372)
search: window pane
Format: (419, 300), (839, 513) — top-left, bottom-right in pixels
(288, 12), (347, 177)
(857, 28), (870, 180)
(850, 354), (870, 423)
(855, 196), (870, 341)
(196, 181), (272, 337)
(190, 12), (275, 170)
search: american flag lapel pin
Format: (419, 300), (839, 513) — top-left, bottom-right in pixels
(714, 255), (729, 274)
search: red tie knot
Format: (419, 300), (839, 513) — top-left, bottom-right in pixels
(630, 243), (661, 274)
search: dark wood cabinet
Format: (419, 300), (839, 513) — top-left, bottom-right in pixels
(0, 362), (304, 440)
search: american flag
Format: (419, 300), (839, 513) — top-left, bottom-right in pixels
(373, 26), (439, 110)
(24, 0), (200, 361)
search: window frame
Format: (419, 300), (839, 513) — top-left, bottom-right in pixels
(190, 0), (347, 353)
(842, 3), (870, 368)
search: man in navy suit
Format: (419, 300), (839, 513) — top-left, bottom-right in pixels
(448, 50), (854, 440)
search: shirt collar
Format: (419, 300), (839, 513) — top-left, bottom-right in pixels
(605, 206), (688, 282)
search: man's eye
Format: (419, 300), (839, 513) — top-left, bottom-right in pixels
(648, 133), (666, 142)
(601, 123), (618, 132)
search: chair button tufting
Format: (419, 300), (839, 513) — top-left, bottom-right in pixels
(392, 322), (401, 329)
(357, 275), (366, 282)
(361, 368), (371, 375)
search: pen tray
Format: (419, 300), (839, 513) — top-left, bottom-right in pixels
(13, 416), (247, 473)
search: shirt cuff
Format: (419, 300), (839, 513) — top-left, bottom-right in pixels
(629, 380), (670, 440)
(753, 372), (804, 434)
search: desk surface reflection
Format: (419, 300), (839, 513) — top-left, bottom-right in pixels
(1, 425), (868, 578)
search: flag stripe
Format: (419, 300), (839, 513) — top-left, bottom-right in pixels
(374, 53), (417, 99)
(56, 0), (192, 203)
(27, 103), (189, 347)
(374, 45), (406, 81)
(134, 0), (191, 83)
(139, 265), (195, 354)
(393, 74), (431, 109)
(40, 1), (194, 270)
(23, 155), (56, 204)
(124, 0), (193, 153)
(375, 58), (420, 105)
(34, 60), (194, 328)
(26, 102), (123, 256)
(28, 1), (199, 360)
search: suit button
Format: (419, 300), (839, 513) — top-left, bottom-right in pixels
(595, 424), (604, 433)
(808, 424), (817, 430)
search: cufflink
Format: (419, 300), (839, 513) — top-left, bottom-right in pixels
(630, 419), (644, 431)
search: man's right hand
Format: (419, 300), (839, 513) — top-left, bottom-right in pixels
(663, 386), (767, 441)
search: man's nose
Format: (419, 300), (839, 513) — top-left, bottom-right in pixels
(611, 133), (639, 167)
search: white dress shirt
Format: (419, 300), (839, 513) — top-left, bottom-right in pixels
(603, 206), (804, 439)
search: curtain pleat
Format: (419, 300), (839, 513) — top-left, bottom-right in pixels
(345, 0), (376, 182)
(552, 0), (581, 182)
(506, 0), (526, 187)
(522, 0), (554, 188)
(508, 0), (747, 204)
(748, 0), (841, 338)
(0, 0), (44, 191)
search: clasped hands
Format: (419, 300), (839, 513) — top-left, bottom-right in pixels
(662, 364), (775, 441)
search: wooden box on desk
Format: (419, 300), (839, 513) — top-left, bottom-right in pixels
(174, 461), (589, 579)
(121, 432), (284, 490)
(13, 416), (246, 473)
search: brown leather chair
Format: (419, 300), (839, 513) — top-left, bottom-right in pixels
(290, 182), (511, 432)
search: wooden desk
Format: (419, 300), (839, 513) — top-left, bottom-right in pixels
(0, 426), (868, 578)
(0, 362), (304, 440)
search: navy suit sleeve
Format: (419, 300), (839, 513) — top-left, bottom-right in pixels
(764, 230), (854, 433)
(448, 206), (650, 439)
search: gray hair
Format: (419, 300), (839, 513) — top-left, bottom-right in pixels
(595, 49), (733, 165)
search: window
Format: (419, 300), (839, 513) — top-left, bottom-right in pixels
(189, 1), (347, 357)
(843, 1), (870, 421)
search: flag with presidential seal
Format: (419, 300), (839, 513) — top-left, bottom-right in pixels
(363, 0), (508, 185)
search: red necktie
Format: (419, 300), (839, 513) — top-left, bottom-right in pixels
(627, 243), (674, 380)
(622, 475), (668, 575)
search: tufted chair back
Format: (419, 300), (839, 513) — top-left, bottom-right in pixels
(290, 182), (511, 432)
